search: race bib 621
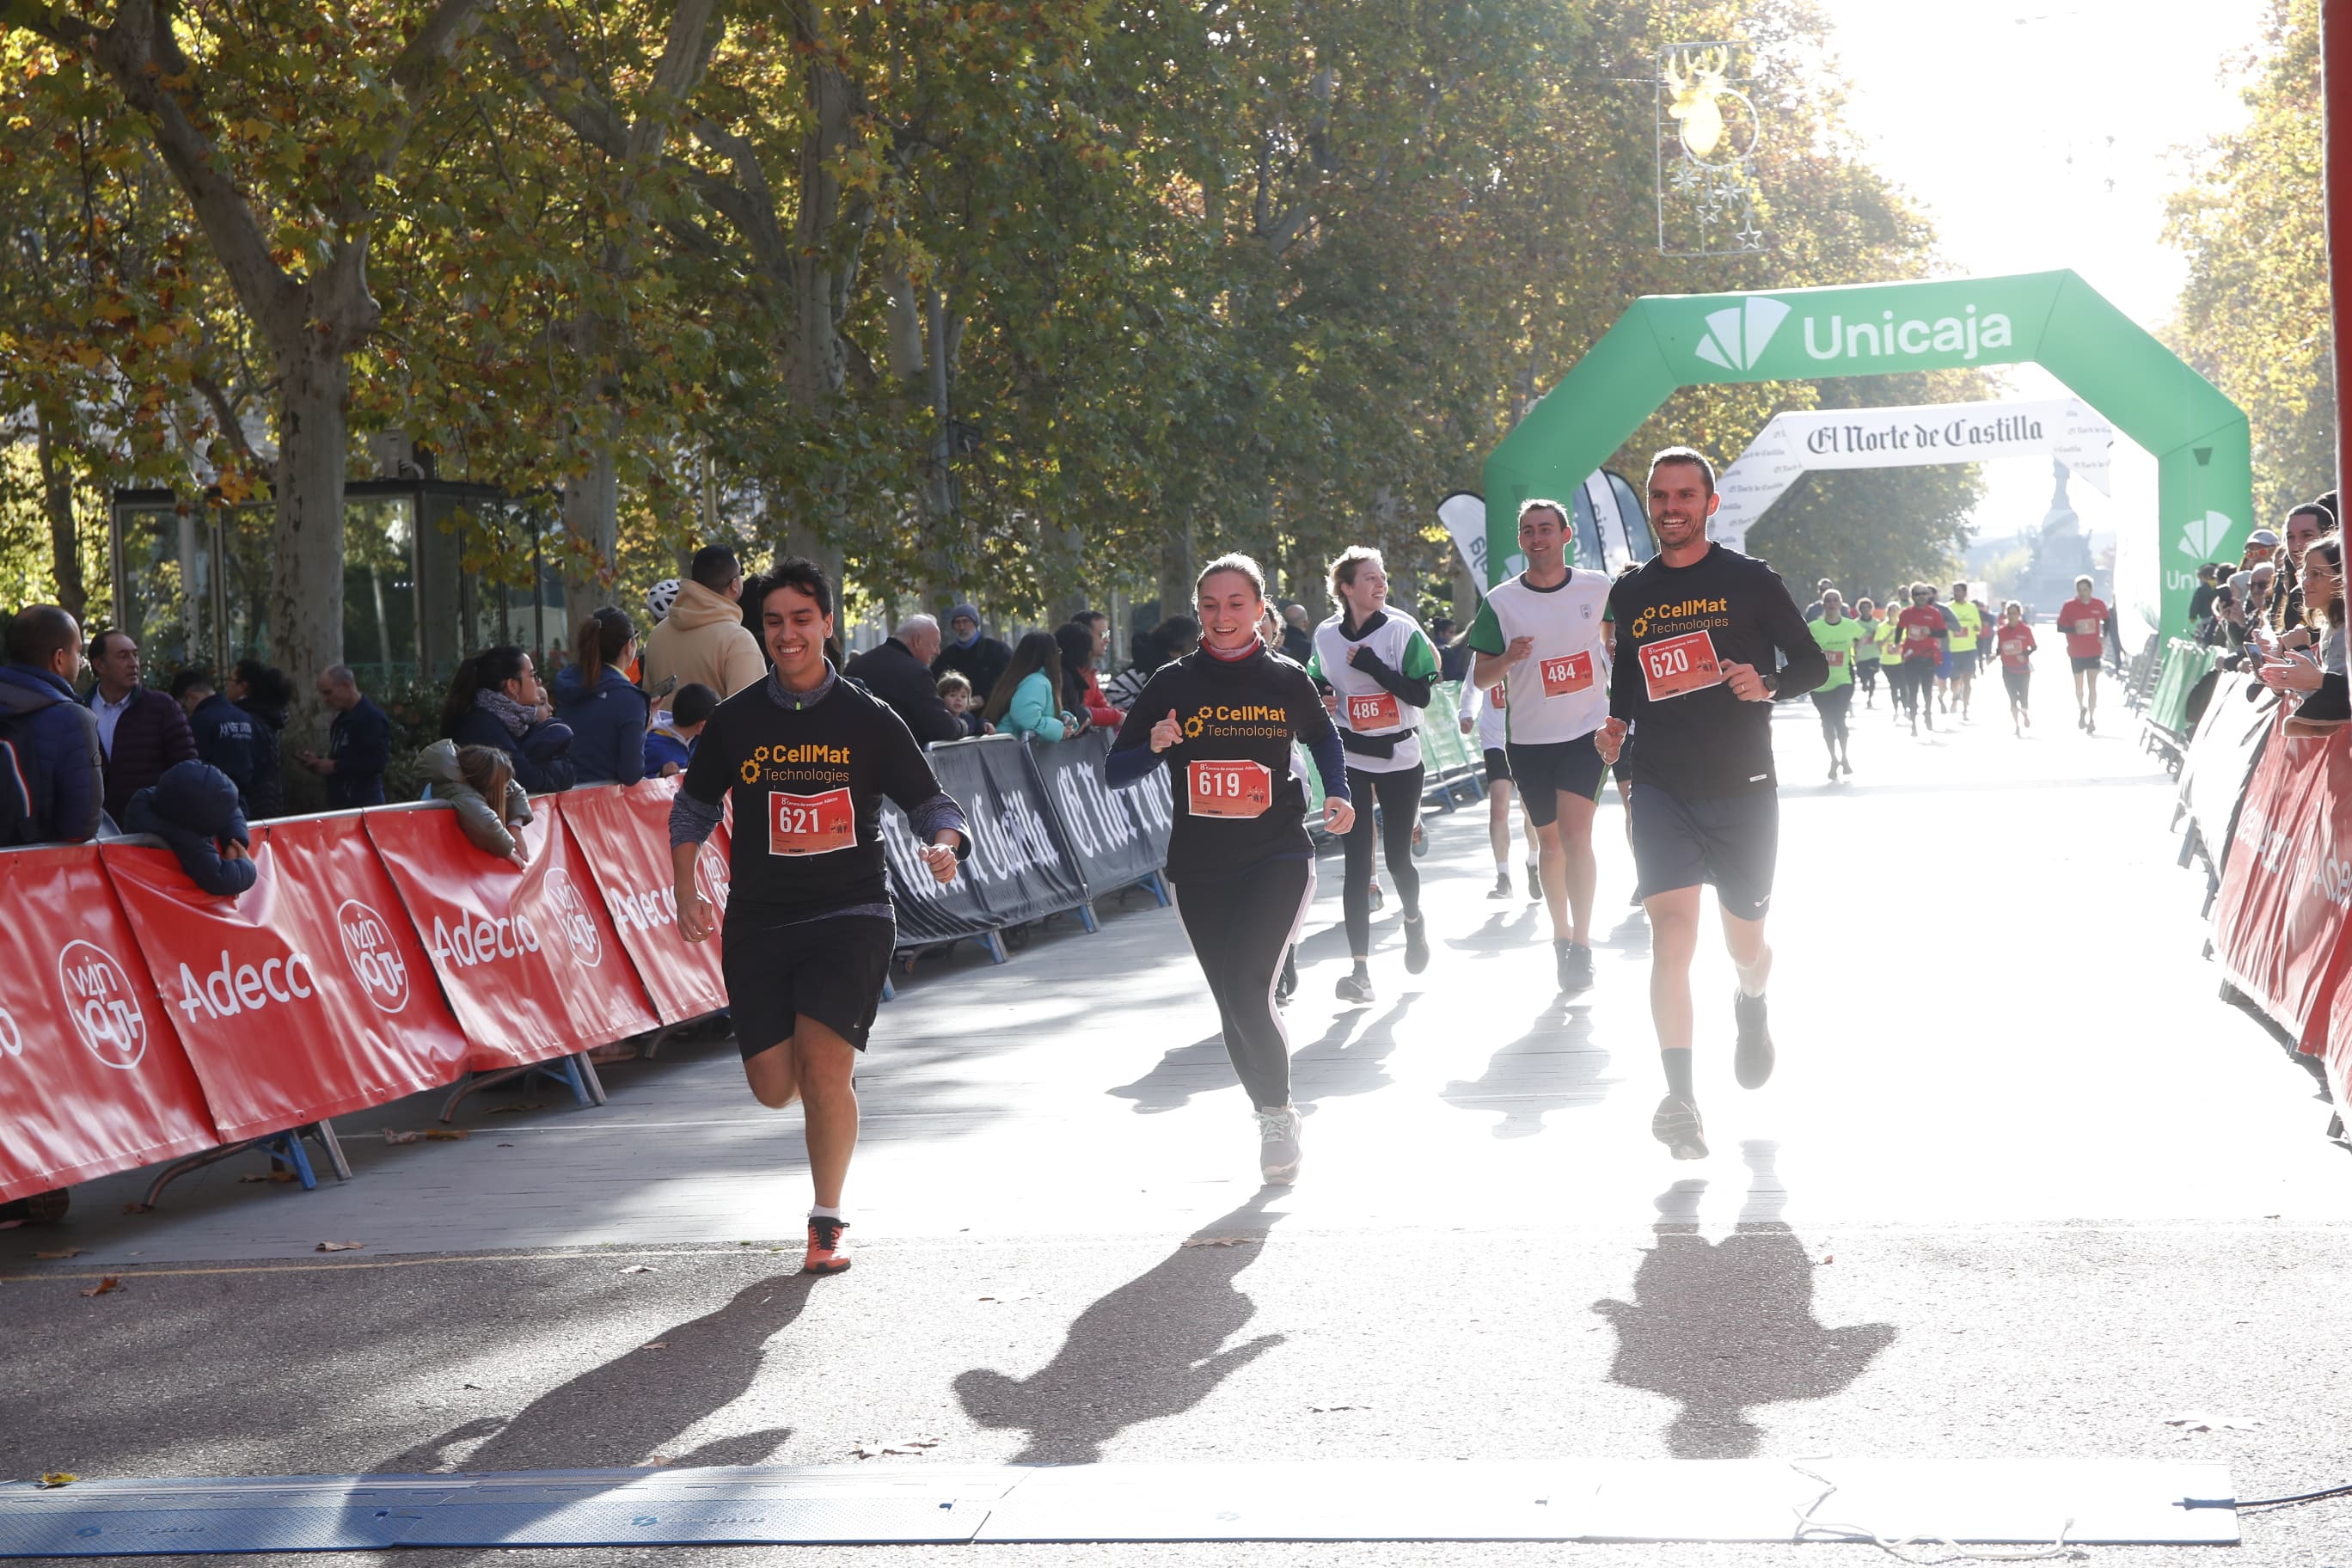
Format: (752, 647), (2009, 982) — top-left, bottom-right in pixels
(768, 787), (855, 856)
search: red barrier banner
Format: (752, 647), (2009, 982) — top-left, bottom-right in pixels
(554, 780), (732, 1026)
(2211, 720), (2352, 1051)
(101, 818), (472, 1142)
(0, 845), (218, 1203)
(364, 800), (658, 1069)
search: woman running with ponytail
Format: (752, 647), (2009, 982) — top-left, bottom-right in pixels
(1106, 554), (1355, 1184)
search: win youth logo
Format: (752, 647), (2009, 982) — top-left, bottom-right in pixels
(56, 940), (147, 1069)
(2178, 511), (2234, 560)
(337, 899), (412, 1014)
(1692, 297), (1792, 372)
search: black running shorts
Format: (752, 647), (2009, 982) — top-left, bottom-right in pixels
(2070, 654), (2103, 674)
(720, 911), (895, 1057)
(1627, 784), (1778, 922)
(1505, 734), (1608, 827)
(1482, 746), (1512, 786)
(1950, 649), (1979, 676)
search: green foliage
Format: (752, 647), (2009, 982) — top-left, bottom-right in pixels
(3, 0), (2001, 654)
(2164, 0), (2331, 528)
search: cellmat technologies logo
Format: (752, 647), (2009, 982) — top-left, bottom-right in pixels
(2178, 511), (2235, 560)
(1693, 297), (1792, 372)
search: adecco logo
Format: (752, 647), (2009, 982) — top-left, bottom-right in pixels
(173, 949), (318, 1024)
(542, 867), (602, 968)
(2178, 511), (2235, 560)
(1694, 297), (1791, 372)
(336, 899), (411, 1014)
(55, 939), (148, 1070)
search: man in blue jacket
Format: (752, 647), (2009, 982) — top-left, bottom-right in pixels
(300, 665), (390, 808)
(172, 669), (260, 811)
(0, 605), (102, 845)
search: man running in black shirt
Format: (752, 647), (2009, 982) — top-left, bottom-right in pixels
(671, 558), (971, 1275)
(1594, 448), (1827, 1160)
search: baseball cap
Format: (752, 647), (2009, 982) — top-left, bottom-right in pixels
(2249, 528), (2282, 548)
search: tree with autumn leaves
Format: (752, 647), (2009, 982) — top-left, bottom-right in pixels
(4, 0), (1992, 744)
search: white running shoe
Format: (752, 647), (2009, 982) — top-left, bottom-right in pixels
(1255, 1105), (1303, 1185)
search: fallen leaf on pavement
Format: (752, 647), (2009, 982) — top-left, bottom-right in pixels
(36, 1473), (76, 1489)
(80, 1277), (121, 1297)
(1180, 1236), (1256, 1248)
(381, 1129), (419, 1145)
(1311, 1404), (1368, 1413)
(851, 1437), (940, 1459)
(120, 1203), (151, 1216)
(462, 1383), (482, 1391)
(487, 1102), (545, 1116)
(641, 1343), (668, 1351)
(315, 1241), (364, 1253)
(1820, 1255), (1835, 1265)
(619, 1265), (656, 1275)
(34, 1248), (83, 1260)
(975, 1293), (1038, 1303)
(647, 1456), (672, 1467)
(2165, 1413), (2263, 1431)
(424, 1130), (469, 1142)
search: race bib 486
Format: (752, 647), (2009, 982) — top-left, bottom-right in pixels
(1346, 690), (1401, 730)
(768, 787), (855, 856)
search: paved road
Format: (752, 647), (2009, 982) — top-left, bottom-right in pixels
(6, 693), (2351, 1565)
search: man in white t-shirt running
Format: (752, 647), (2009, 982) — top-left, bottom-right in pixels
(1466, 499), (1616, 993)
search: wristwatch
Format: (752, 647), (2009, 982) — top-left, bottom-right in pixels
(1760, 671), (1780, 697)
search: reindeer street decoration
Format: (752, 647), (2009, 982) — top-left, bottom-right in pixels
(1656, 42), (1764, 257)
(1663, 46), (1734, 162)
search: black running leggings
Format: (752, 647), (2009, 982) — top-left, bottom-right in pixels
(1343, 764), (1424, 957)
(1856, 659), (1879, 697)
(1811, 684), (1853, 749)
(1172, 858), (1315, 1110)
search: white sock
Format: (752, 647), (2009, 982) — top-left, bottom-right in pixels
(810, 1204), (843, 1222)
(1735, 946), (1773, 999)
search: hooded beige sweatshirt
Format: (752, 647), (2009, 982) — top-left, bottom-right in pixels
(643, 579), (766, 700)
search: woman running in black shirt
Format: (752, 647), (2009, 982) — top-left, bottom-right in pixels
(1106, 554), (1355, 1184)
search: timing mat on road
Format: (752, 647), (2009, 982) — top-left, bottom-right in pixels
(0, 1459), (2239, 1553)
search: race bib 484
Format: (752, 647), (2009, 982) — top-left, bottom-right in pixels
(1539, 652), (1595, 698)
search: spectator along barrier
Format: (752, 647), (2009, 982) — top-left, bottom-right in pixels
(0, 737), (1179, 1210)
(2184, 695), (2352, 1136)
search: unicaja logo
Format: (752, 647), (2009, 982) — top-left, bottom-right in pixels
(1693, 297), (1791, 372)
(2178, 511), (2234, 560)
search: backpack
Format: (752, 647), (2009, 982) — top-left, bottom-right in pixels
(0, 702), (44, 848)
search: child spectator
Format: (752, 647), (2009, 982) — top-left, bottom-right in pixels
(417, 739), (534, 867)
(936, 671), (989, 737)
(124, 759), (256, 898)
(644, 682), (719, 777)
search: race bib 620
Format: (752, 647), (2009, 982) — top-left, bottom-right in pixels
(1189, 760), (1273, 818)
(768, 787), (855, 856)
(1346, 690), (1401, 730)
(1638, 631), (1723, 701)
(1539, 652), (1595, 698)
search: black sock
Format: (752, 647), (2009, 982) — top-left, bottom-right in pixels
(1662, 1048), (1694, 1100)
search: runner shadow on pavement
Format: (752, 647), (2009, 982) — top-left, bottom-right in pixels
(1441, 1001), (1614, 1136)
(1293, 998), (1412, 1105)
(1442, 904), (1543, 955)
(372, 1275), (815, 1473)
(1590, 1142), (1894, 1458)
(952, 1192), (1285, 1462)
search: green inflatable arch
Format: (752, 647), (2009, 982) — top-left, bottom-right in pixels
(1480, 270), (2251, 633)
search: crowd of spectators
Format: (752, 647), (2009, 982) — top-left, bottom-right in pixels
(3, 542), (1359, 868)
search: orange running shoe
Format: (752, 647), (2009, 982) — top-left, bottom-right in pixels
(804, 1216), (852, 1275)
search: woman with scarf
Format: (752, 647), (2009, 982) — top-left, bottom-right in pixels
(439, 645), (577, 794)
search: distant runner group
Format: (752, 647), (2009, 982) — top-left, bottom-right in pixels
(671, 446), (2122, 1272)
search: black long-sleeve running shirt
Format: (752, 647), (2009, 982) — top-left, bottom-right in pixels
(1606, 543), (1826, 799)
(1104, 644), (1344, 884)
